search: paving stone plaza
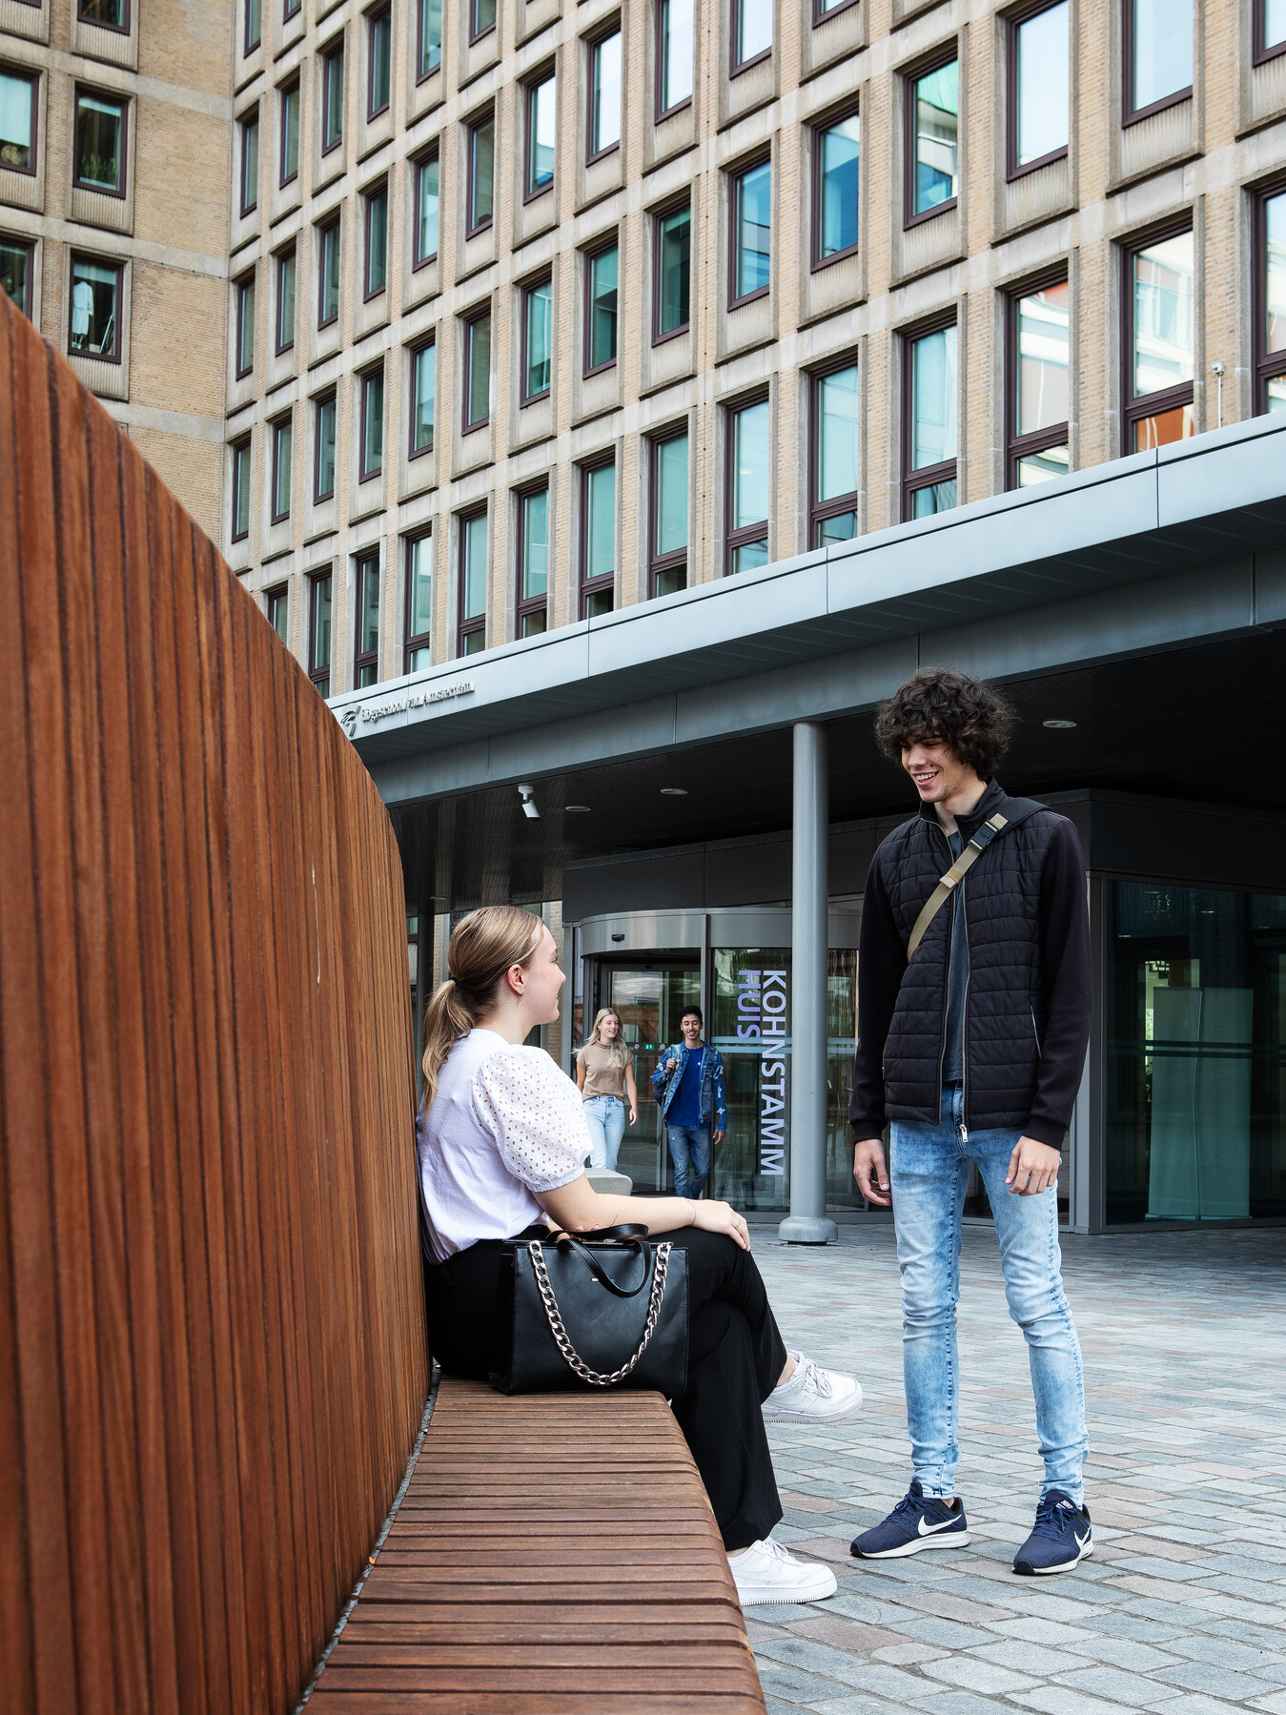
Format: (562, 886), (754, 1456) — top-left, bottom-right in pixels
(751, 1222), (1286, 1715)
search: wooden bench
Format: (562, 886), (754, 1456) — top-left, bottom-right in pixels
(307, 1378), (768, 1714)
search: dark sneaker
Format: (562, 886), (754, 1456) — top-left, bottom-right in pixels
(850, 1480), (970, 1559)
(1013, 1490), (1093, 1576)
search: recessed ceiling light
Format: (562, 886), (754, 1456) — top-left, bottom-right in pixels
(565, 804), (592, 814)
(660, 786), (689, 797)
(1042, 718), (1078, 730)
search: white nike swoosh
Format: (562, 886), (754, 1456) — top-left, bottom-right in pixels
(917, 1514), (961, 1536)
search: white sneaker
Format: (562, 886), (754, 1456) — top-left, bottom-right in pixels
(762, 1352), (863, 1424)
(730, 1537), (839, 1606)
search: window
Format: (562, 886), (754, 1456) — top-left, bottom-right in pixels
(69, 253), (124, 360)
(271, 414), (293, 523)
(239, 109), (258, 215)
(0, 68), (37, 175)
(418, 0), (443, 78)
(1006, 271), (1070, 487)
(354, 551), (380, 687)
(409, 339), (436, 455)
(649, 429), (688, 596)
(1009, 0), (1069, 177)
(321, 40), (344, 154)
(1255, 0), (1286, 64)
(733, 0), (772, 73)
(813, 0), (853, 17)
(317, 216), (340, 327)
(525, 70), (556, 199)
(1124, 0), (1193, 123)
(584, 239), (618, 374)
(1122, 221), (1194, 451)
(244, 0), (261, 54)
(367, 5), (391, 119)
(458, 509), (488, 656)
(580, 459), (616, 618)
(657, 0), (694, 116)
(0, 236), (34, 317)
(309, 570), (333, 695)
(363, 180), (388, 299)
(314, 391), (337, 500)
(359, 364), (384, 480)
(521, 277), (552, 404)
(516, 486), (550, 637)
(231, 436), (252, 541)
(234, 271), (255, 377)
(466, 110), (495, 235)
(463, 308), (491, 430)
(74, 90), (127, 195)
(413, 150), (439, 266)
(1255, 180), (1286, 414)
(902, 316), (958, 519)
(730, 158), (771, 306)
(654, 201), (691, 341)
(284, 0), (300, 20)
(275, 246), (296, 353)
(588, 26), (622, 160)
(279, 80), (300, 186)
(726, 396), (770, 573)
(79, 1), (129, 29)
(810, 361), (860, 545)
(813, 110), (860, 268)
(470, 0), (497, 43)
(906, 51), (959, 224)
(266, 585), (289, 643)
(404, 532), (433, 670)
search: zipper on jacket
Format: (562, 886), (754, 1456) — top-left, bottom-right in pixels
(1030, 1005), (1042, 1059)
(959, 876), (971, 1144)
(932, 823), (952, 1127)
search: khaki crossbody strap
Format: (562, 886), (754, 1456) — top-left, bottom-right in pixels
(906, 813), (1009, 961)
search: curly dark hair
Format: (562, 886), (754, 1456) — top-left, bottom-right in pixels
(873, 669), (1016, 782)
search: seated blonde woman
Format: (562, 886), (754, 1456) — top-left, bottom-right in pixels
(416, 904), (863, 1608)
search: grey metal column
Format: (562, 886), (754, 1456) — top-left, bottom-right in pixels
(778, 722), (838, 1245)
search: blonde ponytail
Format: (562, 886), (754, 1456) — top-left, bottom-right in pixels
(419, 905), (545, 1113)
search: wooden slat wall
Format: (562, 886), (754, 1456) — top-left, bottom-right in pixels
(0, 296), (428, 1715)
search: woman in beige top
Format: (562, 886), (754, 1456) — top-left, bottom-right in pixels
(575, 1007), (638, 1172)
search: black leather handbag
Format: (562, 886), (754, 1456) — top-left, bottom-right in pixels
(492, 1224), (689, 1397)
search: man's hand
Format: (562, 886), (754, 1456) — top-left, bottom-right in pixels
(1005, 1137), (1061, 1196)
(712, 1129), (725, 1147)
(853, 1138), (891, 1207)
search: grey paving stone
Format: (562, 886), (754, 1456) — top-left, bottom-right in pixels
(918, 1656), (1035, 1695)
(1153, 1664), (1281, 1700)
(1009, 1690), (1157, 1715)
(806, 1699), (925, 1715)
(968, 1639), (1096, 1674)
(1049, 1665), (1176, 1705)
(1165, 1638), (1286, 1673)
(886, 1615), (994, 1650)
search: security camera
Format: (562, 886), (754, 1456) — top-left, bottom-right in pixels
(518, 782), (540, 820)
(1210, 360), (1225, 377)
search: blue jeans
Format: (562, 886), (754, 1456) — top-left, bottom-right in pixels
(667, 1124), (711, 1199)
(583, 1095), (626, 1172)
(891, 1084), (1087, 1505)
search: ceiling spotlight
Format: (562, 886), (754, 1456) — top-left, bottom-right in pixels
(518, 782), (540, 820)
(565, 804), (592, 814)
(660, 786), (689, 797)
(1042, 718), (1078, 730)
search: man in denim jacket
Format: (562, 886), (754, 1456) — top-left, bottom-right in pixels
(651, 1006), (728, 1199)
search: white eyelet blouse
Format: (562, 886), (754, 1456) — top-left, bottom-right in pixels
(416, 1028), (591, 1262)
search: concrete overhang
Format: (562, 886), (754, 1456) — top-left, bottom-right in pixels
(331, 414), (1286, 809)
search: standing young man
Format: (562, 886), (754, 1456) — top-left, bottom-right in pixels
(849, 669), (1092, 1577)
(653, 1007), (727, 1199)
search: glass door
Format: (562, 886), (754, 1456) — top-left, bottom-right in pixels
(602, 960), (700, 1193)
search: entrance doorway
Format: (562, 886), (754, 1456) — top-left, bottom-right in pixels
(598, 958), (700, 1194)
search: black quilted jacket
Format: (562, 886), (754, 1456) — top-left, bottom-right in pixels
(849, 782), (1090, 1148)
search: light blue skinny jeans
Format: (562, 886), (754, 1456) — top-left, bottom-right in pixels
(891, 1083), (1087, 1505)
(583, 1094), (626, 1172)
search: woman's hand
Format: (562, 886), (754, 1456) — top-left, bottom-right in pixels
(628, 1107), (637, 1126)
(689, 1199), (751, 1251)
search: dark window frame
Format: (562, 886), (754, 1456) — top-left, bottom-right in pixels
(1120, 212), (1195, 453)
(647, 424), (689, 598)
(456, 505), (488, 657)
(417, 0), (444, 81)
(366, 3), (392, 122)
(243, 0), (261, 56)
(1004, 262), (1071, 489)
(265, 582), (289, 641)
(72, 84), (128, 199)
(313, 389), (337, 502)
(727, 152), (772, 310)
(724, 389), (770, 575)
(412, 145), (439, 268)
(812, 0), (859, 23)
(465, 107), (495, 238)
(358, 361), (385, 482)
(514, 480), (551, 638)
(408, 336), (436, 458)
(316, 213), (340, 328)
(586, 20), (622, 165)
(808, 353), (861, 548)
(234, 269), (255, 379)
(520, 273), (553, 406)
(461, 305), (491, 433)
(1253, 172), (1286, 411)
(270, 411), (293, 524)
(0, 65), (38, 179)
(308, 567), (333, 694)
(284, 0), (301, 21)
(1, 234), (36, 317)
(230, 434), (252, 542)
(469, 0), (497, 46)
(582, 233), (619, 377)
(1006, 0), (1070, 181)
(579, 454), (617, 619)
(69, 251), (125, 363)
(278, 77), (300, 188)
(900, 307), (959, 521)
(651, 194), (692, 345)
(320, 37), (345, 156)
(1122, 0), (1193, 127)
(731, 0), (773, 78)
(403, 529), (433, 672)
(810, 101), (860, 272)
(362, 178), (389, 301)
(523, 65), (557, 204)
(655, 0), (693, 122)
(1254, 0), (1286, 66)
(238, 107), (258, 216)
(78, 1), (131, 36)
(353, 548), (381, 688)
(274, 244), (295, 354)
(902, 42), (960, 231)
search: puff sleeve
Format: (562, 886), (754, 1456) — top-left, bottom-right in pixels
(472, 1045), (591, 1192)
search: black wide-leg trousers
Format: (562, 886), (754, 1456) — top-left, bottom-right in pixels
(426, 1224), (786, 1550)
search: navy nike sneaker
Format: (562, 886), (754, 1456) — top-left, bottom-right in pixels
(850, 1481), (970, 1559)
(1013, 1490), (1093, 1576)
